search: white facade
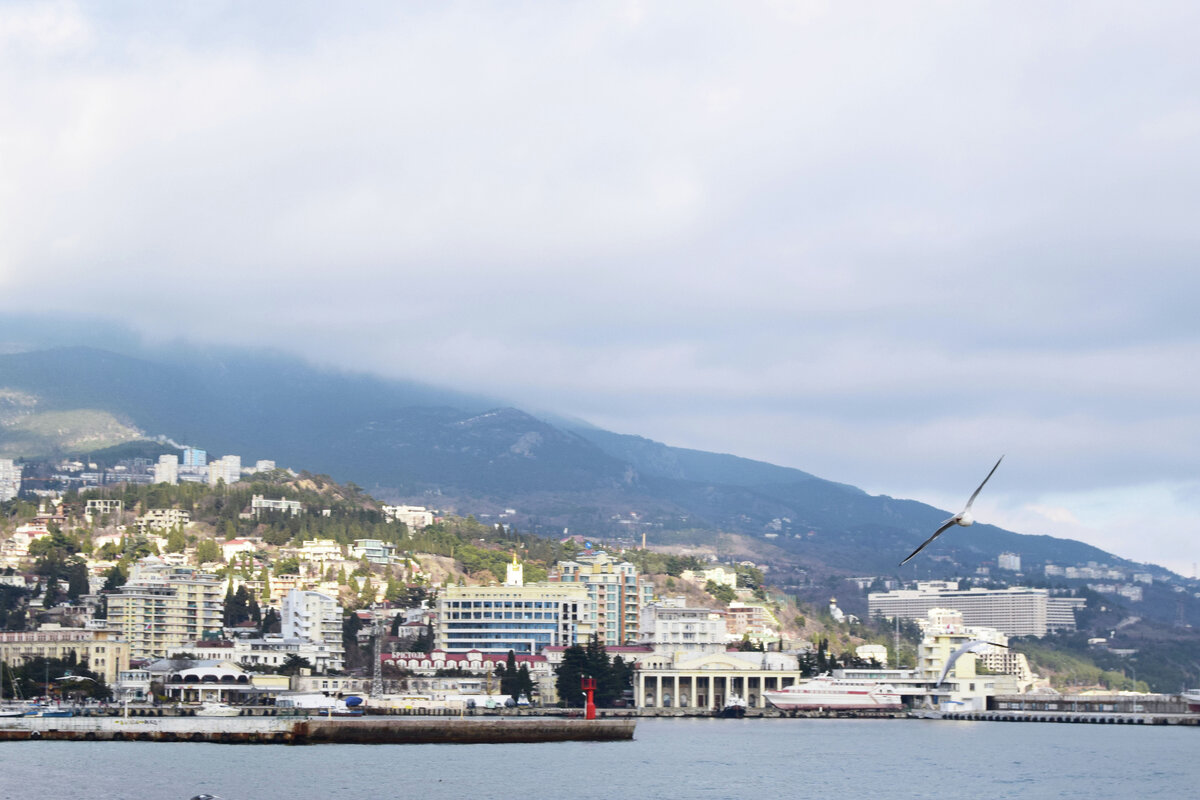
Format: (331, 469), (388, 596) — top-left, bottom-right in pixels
(381, 504), (434, 529)
(505, 554), (524, 586)
(153, 454), (178, 485)
(856, 644), (889, 667)
(998, 552), (1022, 572)
(0, 458), (21, 502)
(299, 538), (344, 565)
(208, 455), (241, 486)
(221, 538), (260, 561)
(638, 604), (728, 654)
(868, 581), (1084, 637)
(435, 583), (591, 654)
(137, 508), (191, 533)
(680, 566), (738, 589)
(191, 635), (344, 673)
(253, 494), (303, 517)
(281, 589), (344, 664)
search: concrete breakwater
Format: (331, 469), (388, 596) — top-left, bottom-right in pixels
(926, 710), (1200, 726)
(0, 716), (636, 745)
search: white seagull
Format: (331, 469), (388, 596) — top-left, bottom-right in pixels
(935, 639), (1009, 687)
(900, 455), (1004, 566)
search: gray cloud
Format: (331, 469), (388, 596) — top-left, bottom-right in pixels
(2, 1), (1199, 570)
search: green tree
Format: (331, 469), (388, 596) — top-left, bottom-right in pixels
(64, 558), (90, 601)
(705, 580), (736, 605)
(278, 654), (313, 676)
(164, 527), (187, 554)
(223, 585), (254, 627)
(554, 644), (589, 708)
(497, 650), (520, 698)
(194, 538), (222, 564)
(29, 528), (80, 562)
(516, 664), (535, 704)
(357, 577), (376, 606)
(261, 607), (281, 635)
(274, 557), (301, 576)
(95, 542), (122, 561)
(42, 576), (63, 608)
(411, 622), (434, 654)
(102, 564), (127, 592)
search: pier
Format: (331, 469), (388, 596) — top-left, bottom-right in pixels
(928, 710), (1199, 726)
(0, 716), (636, 744)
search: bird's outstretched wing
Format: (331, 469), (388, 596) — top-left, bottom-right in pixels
(936, 640), (1009, 686)
(963, 455), (1004, 512)
(900, 518), (957, 566)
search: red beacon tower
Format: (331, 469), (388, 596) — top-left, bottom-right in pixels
(581, 676), (597, 720)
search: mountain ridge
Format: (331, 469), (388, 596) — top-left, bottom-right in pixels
(0, 345), (1162, 581)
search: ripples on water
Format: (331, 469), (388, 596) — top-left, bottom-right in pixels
(0, 718), (1194, 800)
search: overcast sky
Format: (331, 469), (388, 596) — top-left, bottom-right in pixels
(2, 2), (1198, 575)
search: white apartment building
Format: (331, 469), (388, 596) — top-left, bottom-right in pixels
(281, 589), (344, 665)
(153, 454), (178, 485)
(381, 504), (434, 529)
(136, 508), (191, 533)
(726, 602), (780, 639)
(0, 524), (50, 562)
(638, 603), (728, 654)
(298, 538), (344, 566)
(0, 458), (21, 502)
(868, 581), (1085, 637)
(221, 538), (260, 562)
(997, 552), (1022, 572)
(188, 635), (344, 673)
(915, 608), (1035, 703)
(84, 498), (123, 522)
(680, 566), (738, 589)
(107, 559), (224, 660)
(208, 455), (241, 486)
(252, 495), (303, 517)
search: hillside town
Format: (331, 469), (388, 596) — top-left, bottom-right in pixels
(0, 446), (1191, 718)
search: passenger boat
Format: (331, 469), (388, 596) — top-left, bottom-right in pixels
(762, 676), (902, 711)
(719, 694), (747, 718)
(194, 701), (241, 717)
(26, 706), (75, 717)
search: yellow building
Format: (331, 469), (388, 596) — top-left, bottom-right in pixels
(549, 551), (654, 646)
(0, 624), (130, 685)
(107, 559), (223, 660)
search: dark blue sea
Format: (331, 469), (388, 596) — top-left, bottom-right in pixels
(1, 718), (1195, 799)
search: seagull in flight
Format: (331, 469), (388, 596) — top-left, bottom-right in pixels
(900, 456), (1004, 566)
(935, 639), (1009, 687)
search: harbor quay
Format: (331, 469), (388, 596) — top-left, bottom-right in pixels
(0, 715), (636, 745)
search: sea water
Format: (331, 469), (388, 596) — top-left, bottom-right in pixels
(0, 717), (1195, 799)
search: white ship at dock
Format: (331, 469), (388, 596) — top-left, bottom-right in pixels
(762, 675), (903, 711)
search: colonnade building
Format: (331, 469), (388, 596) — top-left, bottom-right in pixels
(633, 650), (805, 711)
(867, 581), (1084, 637)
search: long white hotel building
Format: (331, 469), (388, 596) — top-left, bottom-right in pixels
(867, 581), (1084, 637)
